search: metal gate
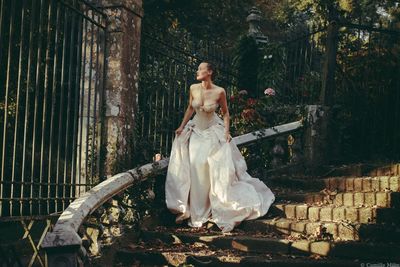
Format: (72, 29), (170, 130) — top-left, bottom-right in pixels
(0, 0), (107, 219)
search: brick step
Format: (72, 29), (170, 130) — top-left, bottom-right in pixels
(263, 162), (400, 180)
(270, 202), (400, 224)
(319, 162), (400, 177)
(267, 177), (326, 190)
(324, 176), (400, 192)
(138, 229), (400, 261)
(115, 247), (365, 267)
(276, 191), (400, 208)
(268, 175), (400, 193)
(238, 218), (400, 242)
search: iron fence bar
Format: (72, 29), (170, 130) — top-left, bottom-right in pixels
(141, 46), (195, 69)
(63, 0), (77, 211)
(92, 10), (100, 185)
(23, 0), (39, 216)
(1, 181), (96, 186)
(34, 0), (47, 215)
(85, 8), (95, 187)
(78, 13), (88, 196)
(3, 0), (17, 216)
(97, 13), (107, 183)
(142, 32), (238, 77)
(42, 1), (57, 214)
(55, 1), (68, 213)
(59, 0), (106, 29)
(0, 0), (106, 218)
(14, 0), (29, 216)
(71, 9), (83, 201)
(48, 1), (62, 214)
(283, 26), (328, 44)
(1, 197), (77, 201)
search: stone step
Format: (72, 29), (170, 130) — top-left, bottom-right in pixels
(238, 218), (400, 242)
(324, 176), (400, 192)
(264, 162), (400, 180)
(115, 248), (366, 267)
(138, 229), (400, 261)
(268, 175), (400, 193)
(276, 191), (400, 208)
(267, 177), (325, 190)
(271, 203), (400, 224)
(321, 162), (400, 177)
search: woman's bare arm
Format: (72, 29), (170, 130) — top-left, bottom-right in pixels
(219, 88), (231, 141)
(178, 85), (195, 129)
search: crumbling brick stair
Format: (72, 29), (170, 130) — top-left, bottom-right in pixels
(114, 163), (400, 266)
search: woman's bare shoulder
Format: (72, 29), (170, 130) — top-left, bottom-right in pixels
(215, 85), (226, 95)
(190, 83), (201, 91)
(190, 83), (202, 87)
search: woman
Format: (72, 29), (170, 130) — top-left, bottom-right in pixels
(165, 61), (275, 232)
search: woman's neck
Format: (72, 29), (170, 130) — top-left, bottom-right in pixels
(201, 80), (213, 90)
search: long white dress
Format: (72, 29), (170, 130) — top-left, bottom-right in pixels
(165, 87), (276, 232)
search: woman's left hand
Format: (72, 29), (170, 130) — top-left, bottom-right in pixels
(225, 132), (232, 143)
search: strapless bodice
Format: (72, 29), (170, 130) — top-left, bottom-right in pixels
(191, 99), (219, 113)
(191, 99), (221, 131)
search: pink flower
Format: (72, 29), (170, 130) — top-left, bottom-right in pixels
(238, 90), (248, 95)
(264, 87), (275, 96)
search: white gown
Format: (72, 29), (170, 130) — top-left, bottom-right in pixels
(165, 95), (276, 232)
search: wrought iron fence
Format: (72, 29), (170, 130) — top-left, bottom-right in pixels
(333, 23), (400, 161)
(137, 20), (239, 157)
(0, 0), (107, 218)
(262, 22), (400, 161)
(256, 26), (328, 104)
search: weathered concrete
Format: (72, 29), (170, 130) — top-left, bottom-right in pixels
(41, 158), (168, 266)
(303, 105), (331, 170)
(233, 120), (303, 147)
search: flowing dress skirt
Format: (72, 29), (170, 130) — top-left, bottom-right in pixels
(165, 113), (275, 232)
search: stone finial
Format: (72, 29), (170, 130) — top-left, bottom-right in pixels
(246, 6), (268, 44)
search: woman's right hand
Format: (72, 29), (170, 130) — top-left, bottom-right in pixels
(175, 126), (184, 136)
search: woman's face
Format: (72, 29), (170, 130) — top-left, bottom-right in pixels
(196, 63), (212, 81)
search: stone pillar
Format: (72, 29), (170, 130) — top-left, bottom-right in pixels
(246, 6), (268, 44)
(303, 105), (331, 172)
(99, 0), (144, 177)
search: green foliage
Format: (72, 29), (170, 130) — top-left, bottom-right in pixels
(229, 88), (307, 170)
(256, 43), (287, 95)
(232, 35), (260, 98)
(143, 0), (255, 50)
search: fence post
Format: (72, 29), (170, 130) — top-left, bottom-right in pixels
(320, 20), (339, 105)
(303, 20), (339, 171)
(99, 0), (144, 177)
